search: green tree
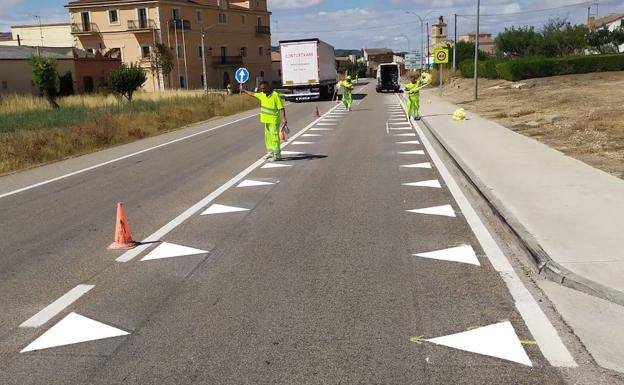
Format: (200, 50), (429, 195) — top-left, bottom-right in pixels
(448, 41), (488, 65)
(28, 55), (60, 109)
(540, 18), (588, 57)
(108, 63), (147, 102)
(150, 43), (175, 90)
(494, 26), (541, 57)
(587, 27), (624, 54)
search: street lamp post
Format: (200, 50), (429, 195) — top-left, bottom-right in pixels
(473, 0), (480, 100)
(405, 11), (435, 71)
(201, 29), (208, 95)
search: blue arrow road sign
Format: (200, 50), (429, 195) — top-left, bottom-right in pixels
(235, 67), (250, 84)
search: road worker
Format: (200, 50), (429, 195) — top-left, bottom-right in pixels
(405, 72), (429, 121)
(338, 75), (354, 111)
(241, 81), (287, 161)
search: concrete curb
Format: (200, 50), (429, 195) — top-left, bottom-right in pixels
(420, 117), (624, 308)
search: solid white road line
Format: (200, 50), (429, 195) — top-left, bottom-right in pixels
(114, 82), (376, 264)
(19, 284), (94, 328)
(396, 94), (576, 367)
(0, 113), (259, 200)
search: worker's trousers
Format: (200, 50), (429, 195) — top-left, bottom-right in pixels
(407, 94), (420, 117)
(342, 92), (353, 109)
(264, 123), (281, 158)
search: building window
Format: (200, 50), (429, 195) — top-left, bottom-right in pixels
(141, 45), (151, 58)
(172, 8), (181, 20)
(220, 46), (227, 57)
(177, 44), (184, 58)
(179, 75), (186, 88)
(241, 15), (246, 24)
(257, 17), (262, 26)
(218, 13), (227, 24)
(240, 46), (247, 57)
(258, 46), (264, 57)
(200, 74), (205, 87)
(197, 10), (203, 22)
(198, 45), (203, 58)
(108, 9), (119, 24)
(260, 70), (265, 78)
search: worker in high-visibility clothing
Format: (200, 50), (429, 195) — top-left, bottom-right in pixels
(242, 81), (287, 160)
(338, 76), (354, 111)
(405, 73), (424, 121)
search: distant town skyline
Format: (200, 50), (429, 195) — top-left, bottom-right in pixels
(1, 0), (623, 51)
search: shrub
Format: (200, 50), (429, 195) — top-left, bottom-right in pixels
(495, 54), (624, 81)
(28, 56), (60, 109)
(108, 63), (147, 102)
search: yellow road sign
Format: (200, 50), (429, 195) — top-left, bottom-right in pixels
(434, 48), (449, 64)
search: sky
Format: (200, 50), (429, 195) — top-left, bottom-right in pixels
(1, 0), (623, 51)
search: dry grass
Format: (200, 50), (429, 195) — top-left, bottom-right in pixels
(441, 71), (624, 179)
(0, 93), (256, 175)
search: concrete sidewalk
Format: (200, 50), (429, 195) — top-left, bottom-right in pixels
(418, 91), (624, 306)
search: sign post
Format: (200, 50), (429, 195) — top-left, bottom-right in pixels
(434, 48), (449, 96)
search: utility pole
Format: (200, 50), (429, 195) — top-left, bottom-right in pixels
(201, 28), (208, 95)
(173, 21), (181, 88)
(453, 14), (457, 72)
(473, 0), (480, 100)
(181, 20), (189, 89)
(426, 22), (430, 68)
(35, 15), (43, 47)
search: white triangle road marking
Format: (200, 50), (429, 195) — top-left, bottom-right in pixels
(201, 204), (249, 215)
(292, 141), (315, 145)
(141, 242), (208, 261)
(399, 150), (425, 155)
(395, 133), (416, 137)
(311, 128), (333, 131)
(261, 163), (292, 169)
(316, 123), (337, 126)
(407, 204), (456, 217)
(413, 245), (480, 266)
(425, 321), (532, 366)
(397, 140), (420, 144)
(281, 150), (303, 155)
(21, 313), (129, 353)
(403, 180), (441, 188)
(237, 179), (276, 187)
(302, 134), (322, 137)
(388, 127), (412, 131)
(400, 163), (431, 169)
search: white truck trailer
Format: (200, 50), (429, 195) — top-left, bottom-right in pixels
(279, 38), (337, 101)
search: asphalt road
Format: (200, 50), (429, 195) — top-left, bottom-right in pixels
(0, 82), (574, 384)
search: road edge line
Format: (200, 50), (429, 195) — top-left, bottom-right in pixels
(19, 284), (95, 328)
(395, 93), (577, 368)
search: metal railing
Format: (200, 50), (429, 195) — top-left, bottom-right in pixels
(71, 23), (99, 34)
(168, 19), (191, 30)
(256, 25), (270, 35)
(128, 19), (157, 30)
(212, 56), (243, 66)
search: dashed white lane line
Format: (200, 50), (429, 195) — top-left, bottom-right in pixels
(115, 102), (344, 263)
(292, 141), (315, 145)
(398, 150), (425, 155)
(0, 113), (259, 200)
(397, 141), (421, 145)
(19, 284), (95, 328)
(261, 163), (292, 169)
(395, 133), (417, 137)
(395, 95), (576, 367)
(302, 134), (322, 137)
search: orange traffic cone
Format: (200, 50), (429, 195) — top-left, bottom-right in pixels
(107, 203), (139, 250)
(315, 106), (320, 117)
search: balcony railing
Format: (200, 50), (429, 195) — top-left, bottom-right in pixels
(212, 56), (243, 66)
(256, 25), (270, 35)
(128, 19), (157, 31)
(71, 23), (99, 34)
(168, 19), (191, 30)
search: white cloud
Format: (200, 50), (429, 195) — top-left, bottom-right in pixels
(0, 0), (23, 18)
(269, 0), (325, 9)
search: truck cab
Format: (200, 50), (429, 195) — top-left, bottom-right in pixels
(376, 63), (401, 93)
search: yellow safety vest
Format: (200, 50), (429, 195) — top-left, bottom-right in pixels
(255, 91), (284, 124)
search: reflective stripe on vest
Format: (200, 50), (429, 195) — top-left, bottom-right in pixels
(260, 106), (279, 119)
